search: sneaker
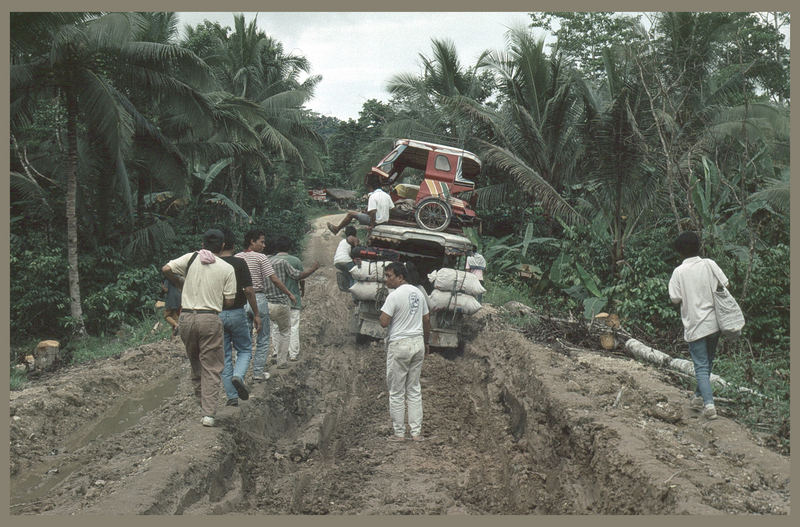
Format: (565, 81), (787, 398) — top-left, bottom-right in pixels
(253, 372), (271, 382)
(411, 435), (426, 442)
(703, 404), (718, 420)
(387, 435), (405, 442)
(225, 398), (239, 407)
(232, 376), (250, 401)
(201, 416), (215, 427)
(690, 395), (704, 410)
(327, 222), (338, 235)
(289, 356), (299, 362)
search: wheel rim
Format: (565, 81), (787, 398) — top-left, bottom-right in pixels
(417, 201), (450, 230)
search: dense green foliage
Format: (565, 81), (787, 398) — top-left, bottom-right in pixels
(10, 11), (789, 452)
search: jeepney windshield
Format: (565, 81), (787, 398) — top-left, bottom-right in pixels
(377, 144), (407, 176)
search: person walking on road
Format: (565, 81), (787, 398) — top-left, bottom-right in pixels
(218, 226), (261, 407)
(162, 229), (236, 427)
(161, 278), (182, 337)
(379, 262), (431, 442)
(264, 236), (320, 369)
(327, 173), (394, 234)
(669, 231), (728, 421)
(269, 235), (317, 362)
(235, 229), (296, 383)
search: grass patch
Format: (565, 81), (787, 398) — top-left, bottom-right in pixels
(10, 368), (27, 391)
(9, 316), (168, 391)
(483, 277), (533, 307)
(714, 347), (790, 454)
(67, 316), (167, 365)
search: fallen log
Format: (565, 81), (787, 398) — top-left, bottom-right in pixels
(624, 338), (765, 399)
(500, 301), (766, 399)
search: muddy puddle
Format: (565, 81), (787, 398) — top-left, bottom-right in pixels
(11, 375), (179, 507)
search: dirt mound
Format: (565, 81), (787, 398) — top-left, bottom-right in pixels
(9, 215), (790, 515)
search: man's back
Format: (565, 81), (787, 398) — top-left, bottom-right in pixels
(167, 252), (235, 311)
(382, 283), (428, 342)
(221, 255), (252, 309)
(272, 253), (303, 308)
(669, 256), (727, 341)
(367, 188), (394, 224)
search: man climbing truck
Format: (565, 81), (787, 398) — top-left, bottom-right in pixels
(339, 224), (483, 349)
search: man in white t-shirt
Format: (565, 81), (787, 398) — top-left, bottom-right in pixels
(333, 225), (360, 288)
(379, 262), (431, 442)
(668, 231), (728, 421)
(327, 173), (394, 234)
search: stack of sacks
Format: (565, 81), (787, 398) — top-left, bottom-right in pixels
(348, 261), (394, 301)
(427, 268), (484, 315)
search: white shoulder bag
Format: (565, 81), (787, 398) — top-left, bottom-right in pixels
(705, 260), (745, 339)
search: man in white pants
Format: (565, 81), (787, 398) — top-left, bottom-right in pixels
(269, 235), (319, 362)
(379, 262), (431, 442)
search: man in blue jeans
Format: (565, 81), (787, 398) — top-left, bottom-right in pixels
(236, 228), (295, 382)
(669, 231), (728, 421)
(217, 227), (261, 406)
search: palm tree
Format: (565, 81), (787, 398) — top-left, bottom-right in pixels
(387, 38), (489, 141)
(11, 12), (213, 334)
(182, 13), (325, 212)
(459, 27), (586, 225)
(579, 46), (660, 276)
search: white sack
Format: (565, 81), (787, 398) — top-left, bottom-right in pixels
(349, 281), (393, 301)
(428, 289), (482, 315)
(349, 260), (394, 282)
(428, 268), (486, 296)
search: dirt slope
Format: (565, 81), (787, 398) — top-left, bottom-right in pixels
(9, 215), (790, 515)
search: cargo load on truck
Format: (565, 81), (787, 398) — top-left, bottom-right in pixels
(338, 224), (481, 349)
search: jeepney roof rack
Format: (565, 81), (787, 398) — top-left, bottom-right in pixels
(407, 130), (465, 150)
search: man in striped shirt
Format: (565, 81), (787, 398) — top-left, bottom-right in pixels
(236, 229), (295, 382)
(264, 237), (320, 369)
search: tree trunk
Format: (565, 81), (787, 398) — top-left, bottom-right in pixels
(624, 338), (763, 398)
(64, 89), (87, 337)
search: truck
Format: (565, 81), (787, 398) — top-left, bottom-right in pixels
(340, 224), (478, 349)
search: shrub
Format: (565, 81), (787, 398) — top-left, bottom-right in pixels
(9, 245), (71, 339)
(82, 266), (162, 334)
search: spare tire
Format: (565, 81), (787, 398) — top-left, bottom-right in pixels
(414, 197), (452, 232)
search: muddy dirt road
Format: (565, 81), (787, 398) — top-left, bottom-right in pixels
(9, 216), (790, 515)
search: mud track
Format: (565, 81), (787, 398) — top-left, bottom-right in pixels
(9, 216), (790, 515)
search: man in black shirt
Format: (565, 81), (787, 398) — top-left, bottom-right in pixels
(218, 226), (261, 406)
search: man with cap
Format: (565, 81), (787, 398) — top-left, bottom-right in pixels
(162, 229), (236, 427)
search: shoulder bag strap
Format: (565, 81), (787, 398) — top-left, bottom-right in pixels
(185, 252), (199, 281)
(704, 259), (724, 289)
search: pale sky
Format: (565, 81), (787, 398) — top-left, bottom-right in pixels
(176, 12), (540, 120)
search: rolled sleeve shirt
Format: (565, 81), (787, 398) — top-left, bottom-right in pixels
(264, 258), (302, 305)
